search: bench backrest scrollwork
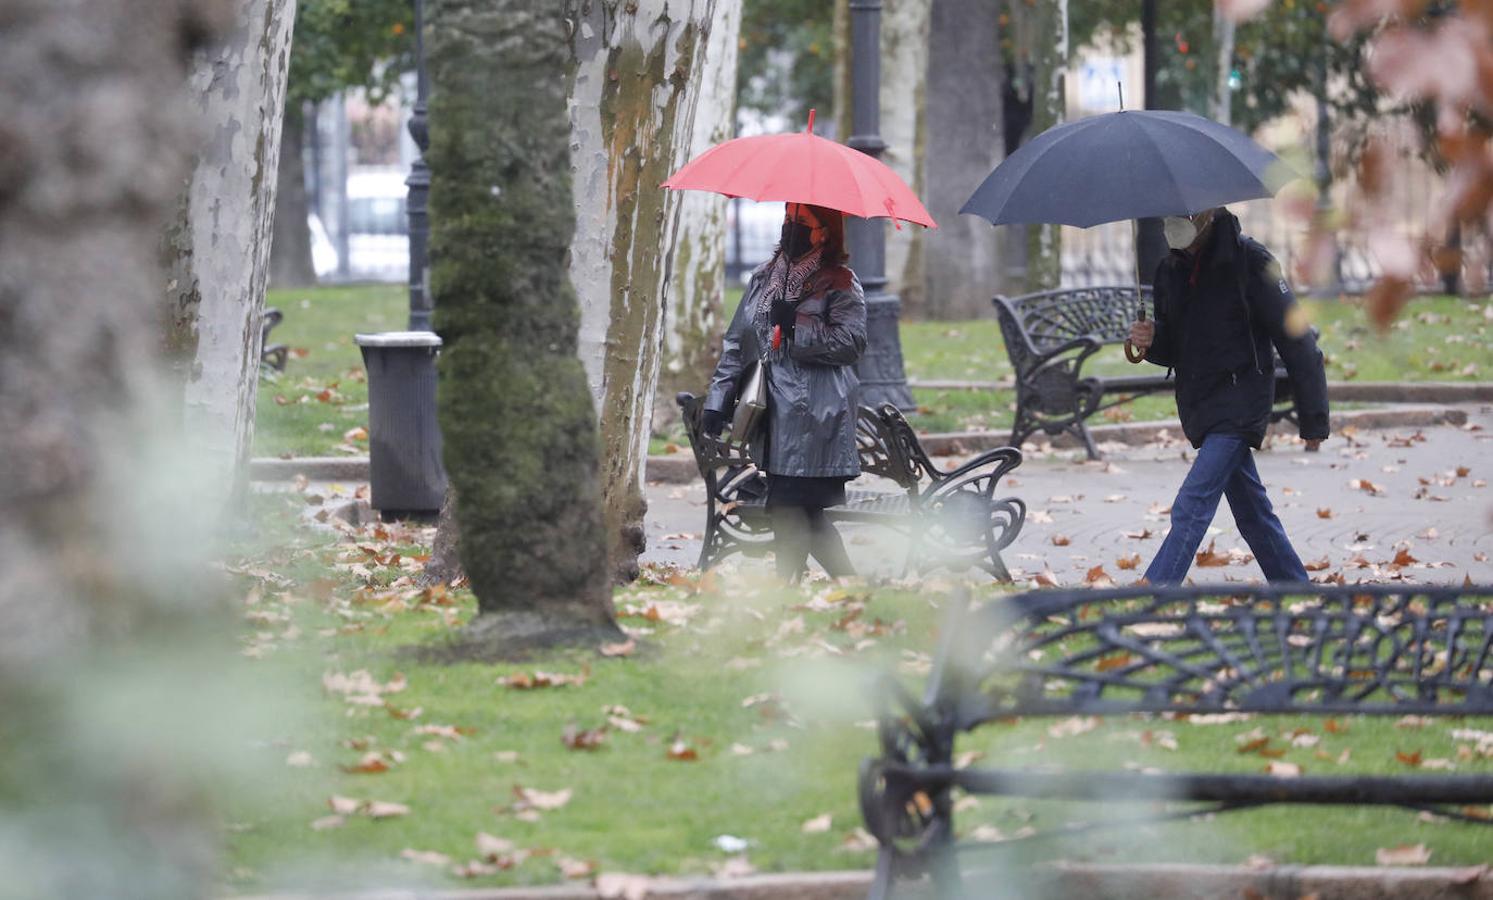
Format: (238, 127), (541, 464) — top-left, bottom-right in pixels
(994, 286), (1152, 365)
(938, 585), (1493, 730)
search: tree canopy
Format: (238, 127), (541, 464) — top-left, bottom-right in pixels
(288, 0), (414, 107)
(1067, 0), (1380, 137)
(737, 0), (835, 127)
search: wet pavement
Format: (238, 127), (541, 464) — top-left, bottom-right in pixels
(641, 404), (1493, 587)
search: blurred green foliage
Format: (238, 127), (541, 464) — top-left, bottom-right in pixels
(737, 0), (835, 127)
(288, 0), (414, 107)
(1067, 0), (1381, 139)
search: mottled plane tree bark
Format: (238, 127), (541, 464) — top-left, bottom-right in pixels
(161, 0), (297, 511)
(0, 0), (240, 893)
(879, 0), (932, 317)
(568, 0), (720, 582)
(425, 1), (623, 650)
(657, 0), (742, 432)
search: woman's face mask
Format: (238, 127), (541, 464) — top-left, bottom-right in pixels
(781, 220), (815, 259)
(781, 204), (824, 259)
(1163, 215), (1198, 250)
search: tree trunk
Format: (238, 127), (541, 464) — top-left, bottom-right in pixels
(162, 0), (297, 512)
(1021, 0), (1066, 291)
(0, 0), (236, 892)
(657, 0), (741, 430)
(419, 487), (465, 588)
(923, 0), (1005, 319)
(1212, 9), (1235, 126)
(833, 0), (853, 142)
(568, 0), (720, 583)
(270, 103), (317, 288)
(880, 0), (931, 318)
(425, 1), (622, 651)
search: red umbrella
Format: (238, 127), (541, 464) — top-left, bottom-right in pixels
(661, 110), (937, 229)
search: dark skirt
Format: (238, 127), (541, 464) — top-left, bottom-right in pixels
(765, 474), (851, 510)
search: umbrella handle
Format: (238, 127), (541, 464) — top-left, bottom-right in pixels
(1125, 219), (1148, 365)
(1124, 307), (1147, 364)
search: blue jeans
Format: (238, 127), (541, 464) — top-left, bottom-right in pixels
(1144, 432), (1309, 585)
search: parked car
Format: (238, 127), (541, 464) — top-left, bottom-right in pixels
(345, 168), (409, 282)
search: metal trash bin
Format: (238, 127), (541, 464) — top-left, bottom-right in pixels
(354, 331), (447, 518)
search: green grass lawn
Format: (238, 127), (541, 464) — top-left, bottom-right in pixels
(258, 286), (1491, 458)
(220, 495), (1493, 892)
(255, 284), (405, 458)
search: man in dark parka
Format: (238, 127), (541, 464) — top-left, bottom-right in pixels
(1128, 207), (1329, 584)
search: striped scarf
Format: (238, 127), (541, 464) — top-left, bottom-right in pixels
(755, 246), (823, 345)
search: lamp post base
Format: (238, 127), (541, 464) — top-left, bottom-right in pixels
(857, 290), (915, 411)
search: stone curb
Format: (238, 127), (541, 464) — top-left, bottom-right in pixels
(249, 456), (375, 483)
(915, 403), (1467, 456)
(250, 405), (1470, 484)
(909, 378), (1493, 405)
(231, 861), (1493, 900)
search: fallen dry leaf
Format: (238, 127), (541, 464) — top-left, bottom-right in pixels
(476, 832), (515, 858)
(1304, 557), (1331, 572)
(515, 785), (572, 811)
(309, 814), (345, 831)
(666, 738), (699, 761)
(328, 795), (361, 815)
(1316, 508), (1333, 519)
(1195, 540), (1229, 568)
(497, 669), (588, 690)
(365, 800), (410, 819)
(555, 855), (596, 879)
(401, 848), (451, 866)
(599, 638), (636, 658)
(1376, 844), (1432, 866)
(595, 872), (654, 900)
(1084, 565), (1114, 586)
(801, 813), (833, 834)
(1264, 761), (1302, 777)
(1051, 534), (1072, 547)
(1115, 553), (1142, 570)
(562, 724), (607, 752)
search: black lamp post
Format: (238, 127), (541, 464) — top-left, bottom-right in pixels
(847, 0), (915, 412)
(406, 0), (432, 331)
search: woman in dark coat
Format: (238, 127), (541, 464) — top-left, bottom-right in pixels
(701, 202), (868, 582)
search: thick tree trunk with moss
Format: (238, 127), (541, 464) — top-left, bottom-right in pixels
(568, 0), (719, 583)
(162, 0), (296, 510)
(426, 1), (622, 649)
(880, 0), (931, 318)
(657, 0), (741, 429)
(923, 0), (1005, 318)
(0, 0), (238, 892)
(1023, 0), (1066, 291)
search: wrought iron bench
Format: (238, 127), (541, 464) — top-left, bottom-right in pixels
(859, 583), (1493, 899)
(676, 392), (1026, 580)
(260, 306), (289, 372)
(993, 285), (1297, 459)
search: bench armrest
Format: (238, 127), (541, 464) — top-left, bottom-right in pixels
(929, 445), (1023, 487)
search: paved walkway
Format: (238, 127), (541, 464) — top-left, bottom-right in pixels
(642, 404), (1493, 586)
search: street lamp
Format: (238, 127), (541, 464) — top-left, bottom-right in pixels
(847, 0), (915, 412)
(406, 0), (432, 330)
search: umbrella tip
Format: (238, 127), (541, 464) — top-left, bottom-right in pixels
(806, 108), (816, 133)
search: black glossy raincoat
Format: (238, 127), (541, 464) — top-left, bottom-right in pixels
(704, 260), (868, 478)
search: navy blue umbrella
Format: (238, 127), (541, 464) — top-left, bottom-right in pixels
(960, 109), (1294, 228)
